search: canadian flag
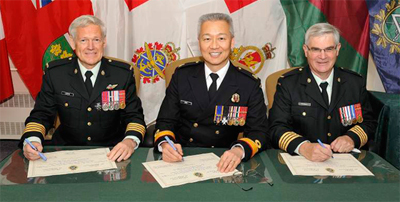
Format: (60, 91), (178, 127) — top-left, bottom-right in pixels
(0, 8), (13, 103)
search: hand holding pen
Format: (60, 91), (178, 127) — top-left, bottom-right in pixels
(161, 136), (184, 162)
(24, 139), (47, 161)
(317, 139), (333, 159)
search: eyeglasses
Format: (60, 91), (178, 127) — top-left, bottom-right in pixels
(306, 45), (337, 54)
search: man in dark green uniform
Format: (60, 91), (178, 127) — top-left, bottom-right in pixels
(268, 23), (376, 162)
(154, 13), (270, 172)
(21, 15), (146, 162)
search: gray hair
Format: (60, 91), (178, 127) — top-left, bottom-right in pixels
(305, 23), (340, 45)
(69, 15), (106, 40)
(197, 13), (234, 38)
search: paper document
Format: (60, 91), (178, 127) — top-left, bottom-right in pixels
(280, 153), (374, 176)
(28, 148), (117, 178)
(143, 153), (238, 188)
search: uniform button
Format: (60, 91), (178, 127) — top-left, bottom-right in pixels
(327, 115), (331, 120)
(302, 112), (306, 116)
(327, 133), (332, 137)
(189, 138), (194, 142)
(65, 102), (69, 107)
(193, 123), (198, 128)
(87, 136), (91, 141)
(87, 122), (92, 126)
(211, 146), (214, 148)
(87, 107), (92, 112)
(215, 130), (220, 135)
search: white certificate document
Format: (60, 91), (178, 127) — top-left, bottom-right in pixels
(28, 148), (117, 178)
(280, 153), (374, 176)
(142, 153), (238, 188)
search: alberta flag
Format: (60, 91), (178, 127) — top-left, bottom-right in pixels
(367, 0), (400, 93)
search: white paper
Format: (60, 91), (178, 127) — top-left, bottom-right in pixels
(280, 153), (374, 176)
(143, 153), (239, 188)
(28, 148), (117, 178)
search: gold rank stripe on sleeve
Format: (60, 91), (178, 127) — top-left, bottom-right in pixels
(239, 138), (259, 158)
(23, 122), (46, 137)
(279, 132), (302, 152)
(349, 125), (368, 147)
(154, 130), (175, 143)
(126, 123), (146, 139)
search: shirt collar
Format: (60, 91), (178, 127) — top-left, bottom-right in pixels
(204, 61), (230, 81)
(78, 59), (101, 80)
(311, 68), (334, 88)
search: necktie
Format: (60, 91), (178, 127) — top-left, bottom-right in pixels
(208, 73), (219, 101)
(85, 71), (94, 96)
(320, 82), (329, 106)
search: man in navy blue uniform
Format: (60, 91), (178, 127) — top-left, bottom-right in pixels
(21, 15), (146, 162)
(154, 13), (270, 172)
(268, 23), (376, 162)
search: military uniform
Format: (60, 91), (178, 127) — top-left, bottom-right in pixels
(19, 57), (146, 147)
(268, 66), (376, 154)
(154, 61), (270, 161)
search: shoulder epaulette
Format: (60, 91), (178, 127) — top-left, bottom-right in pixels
(46, 57), (74, 69)
(104, 57), (132, 71)
(280, 67), (303, 79)
(235, 65), (259, 81)
(338, 67), (363, 77)
(178, 60), (202, 69)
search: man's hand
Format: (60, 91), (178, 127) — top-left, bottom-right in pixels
(107, 139), (136, 162)
(217, 147), (243, 173)
(161, 142), (183, 162)
(330, 135), (354, 153)
(23, 141), (43, 161)
(299, 142), (332, 162)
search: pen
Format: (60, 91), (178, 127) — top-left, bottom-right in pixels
(165, 136), (183, 161)
(24, 139), (47, 161)
(317, 139), (333, 159)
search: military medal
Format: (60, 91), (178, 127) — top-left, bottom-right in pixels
(238, 107), (248, 126)
(102, 91), (109, 111)
(119, 90), (126, 109)
(95, 103), (102, 111)
(109, 91), (114, 111)
(233, 106), (239, 126)
(354, 103), (363, 123)
(227, 106), (234, 126)
(231, 93), (240, 103)
(213, 105), (224, 125)
(113, 90), (120, 110)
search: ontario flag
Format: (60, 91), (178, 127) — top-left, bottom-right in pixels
(0, 0), (93, 99)
(281, 0), (370, 76)
(0, 8), (13, 103)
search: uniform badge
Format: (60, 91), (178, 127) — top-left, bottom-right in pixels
(213, 105), (224, 125)
(102, 90), (126, 111)
(231, 93), (240, 103)
(339, 103), (363, 126)
(95, 103), (102, 111)
(106, 84), (118, 90)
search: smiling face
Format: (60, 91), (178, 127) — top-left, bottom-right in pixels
(199, 20), (235, 72)
(71, 24), (106, 69)
(303, 33), (341, 80)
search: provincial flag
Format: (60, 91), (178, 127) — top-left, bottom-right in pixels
(367, 0), (400, 93)
(0, 8), (13, 103)
(280, 0), (370, 76)
(0, 0), (93, 99)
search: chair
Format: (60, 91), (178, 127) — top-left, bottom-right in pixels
(265, 67), (299, 110)
(165, 56), (252, 87)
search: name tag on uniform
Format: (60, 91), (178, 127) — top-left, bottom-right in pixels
(298, 102), (311, 107)
(61, 91), (74, 97)
(180, 100), (192, 105)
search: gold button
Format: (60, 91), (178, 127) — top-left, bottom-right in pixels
(215, 130), (220, 135)
(108, 59), (112, 62)
(87, 107), (92, 112)
(87, 122), (92, 126)
(302, 112), (306, 116)
(299, 68), (303, 71)
(189, 138), (193, 142)
(327, 133), (332, 137)
(64, 102), (69, 107)
(193, 123), (198, 128)
(69, 57), (72, 60)
(338, 78), (341, 82)
(238, 67), (242, 70)
(87, 137), (91, 141)
(327, 115), (331, 120)
(307, 78), (311, 83)
(211, 146), (214, 148)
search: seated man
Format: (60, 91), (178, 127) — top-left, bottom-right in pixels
(21, 15), (146, 162)
(154, 13), (270, 172)
(268, 23), (376, 162)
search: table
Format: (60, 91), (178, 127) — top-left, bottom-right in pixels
(0, 147), (399, 202)
(369, 91), (400, 170)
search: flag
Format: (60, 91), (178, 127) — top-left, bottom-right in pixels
(0, 0), (93, 99)
(0, 8), (13, 103)
(184, 0), (288, 105)
(93, 0), (186, 124)
(281, 0), (370, 76)
(367, 0), (400, 93)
